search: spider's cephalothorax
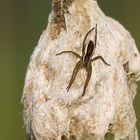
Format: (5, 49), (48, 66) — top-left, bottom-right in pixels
(56, 24), (110, 96)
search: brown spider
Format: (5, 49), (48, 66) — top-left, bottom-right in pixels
(56, 24), (110, 96)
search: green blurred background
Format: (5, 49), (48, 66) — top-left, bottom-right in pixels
(0, 0), (139, 139)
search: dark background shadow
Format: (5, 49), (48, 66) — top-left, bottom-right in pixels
(0, 0), (139, 139)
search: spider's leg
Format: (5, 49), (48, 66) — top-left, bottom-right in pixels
(66, 60), (81, 91)
(82, 28), (96, 54)
(95, 24), (97, 47)
(91, 56), (110, 66)
(56, 51), (81, 59)
(82, 63), (92, 96)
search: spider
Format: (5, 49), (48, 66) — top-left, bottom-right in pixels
(56, 24), (110, 96)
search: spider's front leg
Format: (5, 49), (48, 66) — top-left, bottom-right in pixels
(66, 60), (82, 91)
(56, 51), (81, 59)
(91, 56), (110, 66)
(82, 63), (92, 96)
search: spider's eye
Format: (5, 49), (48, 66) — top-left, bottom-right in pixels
(87, 40), (94, 55)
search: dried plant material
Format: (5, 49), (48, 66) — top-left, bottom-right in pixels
(22, 0), (140, 140)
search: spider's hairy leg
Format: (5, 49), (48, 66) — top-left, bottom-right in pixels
(91, 56), (110, 66)
(82, 63), (92, 96)
(56, 51), (81, 59)
(66, 60), (82, 91)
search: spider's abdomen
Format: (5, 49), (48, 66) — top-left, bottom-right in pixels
(86, 40), (94, 56)
(83, 55), (90, 67)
